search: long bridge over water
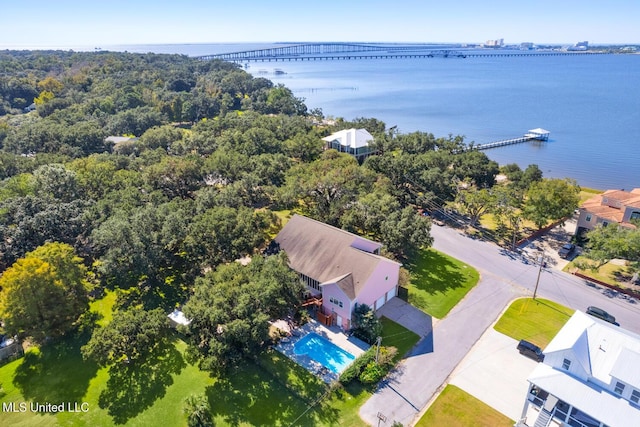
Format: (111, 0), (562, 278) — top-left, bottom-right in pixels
(197, 43), (600, 62)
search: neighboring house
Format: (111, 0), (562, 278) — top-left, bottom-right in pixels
(167, 309), (191, 328)
(518, 311), (640, 427)
(576, 188), (640, 234)
(0, 335), (23, 363)
(274, 214), (401, 330)
(321, 128), (377, 161)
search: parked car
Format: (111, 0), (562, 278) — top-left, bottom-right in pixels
(586, 306), (618, 325)
(558, 243), (576, 259)
(517, 340), (545, 362)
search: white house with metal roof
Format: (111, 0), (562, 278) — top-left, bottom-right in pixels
(518, 311), (640, 427)
(321, 128), (377, 160)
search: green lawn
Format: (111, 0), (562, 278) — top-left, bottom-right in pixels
(564, 256), (633, 288)
(578, 187), (603, 204)
(380, 316), (420, 361)
(493, 298), (574, 348)
(415, 385), (513, 427)
(0, 297), (420, 426)
(406, 248), (480, 319)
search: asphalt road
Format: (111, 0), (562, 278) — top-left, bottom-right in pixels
(431, 224), (640, 332)
(359, 224), (640, 426)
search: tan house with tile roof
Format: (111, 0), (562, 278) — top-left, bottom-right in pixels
(576, 188), (640, 234)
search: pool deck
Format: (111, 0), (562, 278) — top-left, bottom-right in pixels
(274, 319), (369, 382)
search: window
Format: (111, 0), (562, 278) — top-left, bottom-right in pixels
(631, 211), (640, 221)
(631, 390), (640, 404)
(300, 274), (320, 291)
(602, 221), (609, 227)
(562, 358), (571, 370)
(329, 297), (343, 308)
(585, 214), (592, 222)
(614, 381), (625, 395)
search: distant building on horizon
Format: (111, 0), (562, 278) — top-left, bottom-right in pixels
(484, 38), (504, 48)
(568, 41), (589, 51)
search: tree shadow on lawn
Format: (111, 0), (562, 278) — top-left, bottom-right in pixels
(406, 249), (471, 295)
(98, 339), (186, 424)
(207, 362), (340, 426)
(13, 331), (99, 405)
(257, 350), (327, 402)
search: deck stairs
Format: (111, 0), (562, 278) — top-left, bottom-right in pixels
(533, 408), (553, 427)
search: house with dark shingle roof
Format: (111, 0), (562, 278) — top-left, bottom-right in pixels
(576, 188), (640, 234)
(274, 214), (401, 330)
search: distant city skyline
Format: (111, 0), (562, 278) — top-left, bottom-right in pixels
(2, 0), (639, 50)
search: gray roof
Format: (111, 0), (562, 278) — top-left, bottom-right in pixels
(274, 215), (397, 299)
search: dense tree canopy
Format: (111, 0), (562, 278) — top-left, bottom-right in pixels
(0, 50), (594, 389)
(584, 225), (640, 268)
(81, 307), (169, 366)
(0, 242), (90, 342)
(183, 253), (303, 373)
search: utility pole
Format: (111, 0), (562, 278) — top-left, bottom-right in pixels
(533, 250), (544, 299)
(375, 336), (382, 364)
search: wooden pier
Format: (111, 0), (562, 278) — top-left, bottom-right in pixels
(473, 128), (549, 151)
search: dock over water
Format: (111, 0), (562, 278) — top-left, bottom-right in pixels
(473, 128), (549, 151)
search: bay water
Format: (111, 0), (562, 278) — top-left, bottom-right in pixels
(106, 44), (640, 190)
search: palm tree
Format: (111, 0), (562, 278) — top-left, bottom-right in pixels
(183, 393), (213, 427)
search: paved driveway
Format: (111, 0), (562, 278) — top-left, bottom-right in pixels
(376, 297), (434, 337)
(359, 225), (640, 427)
(449, 328), (538, 421)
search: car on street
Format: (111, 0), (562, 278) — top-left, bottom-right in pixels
(558, 243), (576, 259)
(586, 306), (618, 325)
(517, 339), (545, 362)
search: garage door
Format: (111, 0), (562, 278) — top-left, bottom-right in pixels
(386, 287), (396, 301)
(376, 295), (386, 310)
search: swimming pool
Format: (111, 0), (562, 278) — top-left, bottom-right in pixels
(293, 332), (356, 374)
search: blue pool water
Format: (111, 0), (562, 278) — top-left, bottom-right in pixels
(293, 333), (356, 374)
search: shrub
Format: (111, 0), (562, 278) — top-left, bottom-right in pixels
(359, 362), (385, 384)
(339, 345), (398, 385)
(339, 347), (376, 383)
(352, 304), (382, 344)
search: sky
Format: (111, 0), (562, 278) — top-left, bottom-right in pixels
(2, 0), (639, 49)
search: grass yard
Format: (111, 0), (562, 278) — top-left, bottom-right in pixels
(578, 187), (603, 204)
(493, 298), (574, 348)
(0, 331), (215, 427)
(0, 295), (420, 427)
(380, 316), (420, 361)
(406, 248), (480, 319)
(415, 385), (513, 427)
(564, 256), (634, 289)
